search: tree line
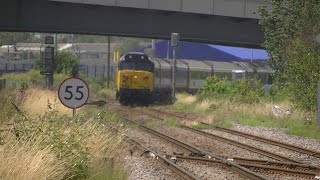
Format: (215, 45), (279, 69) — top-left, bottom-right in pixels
(259, 0), (320, 111)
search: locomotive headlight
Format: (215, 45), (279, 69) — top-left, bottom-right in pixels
(134, 76), (138, 79)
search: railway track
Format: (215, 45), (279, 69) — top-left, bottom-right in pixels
(107, 105), (320, 179)
(121, 117), (269, 180)
(148, 107), (320, 161)
(120, 116), (320, 179)
(180, 125), (303, 164)
(213, 126), (320, 159)
(165, 155), (320, 179)
(126, 137), (200, 180)
(143, 108), (306, 164)
(99, 118), (199, 180)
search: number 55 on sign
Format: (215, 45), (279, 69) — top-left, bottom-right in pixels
(58, 77), (89, 116)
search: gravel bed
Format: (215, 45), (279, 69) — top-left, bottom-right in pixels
(124, 154), (183, 180)
(176, 160), (247, 180)
(152, 125), (274, 161)
(245, 167), (308, 180)
(206, 129), (314, 164)
(232, 123), (320, 166)
(126, 128), (190, 155)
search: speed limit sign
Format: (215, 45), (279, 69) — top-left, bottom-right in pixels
(58, 77), (89, 109)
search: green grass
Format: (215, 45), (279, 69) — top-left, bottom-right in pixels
(163, 118), (179, 127)
(88, 169), (127, 180)
(219, 115), (320, 140)
(123, 124), (139, 129)
(171, 103), (197, 114)
(170, 94), (320, 140)
(0, 69), (70, 89)
(145, 121), (158, 128)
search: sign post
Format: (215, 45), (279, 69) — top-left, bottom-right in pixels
(171, 33), (179, 102)
(58, 77), (89, 117)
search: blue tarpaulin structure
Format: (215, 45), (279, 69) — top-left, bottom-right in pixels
(137, 41), (269, 61)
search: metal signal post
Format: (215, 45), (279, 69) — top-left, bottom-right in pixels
(40, 36), (55, 90)
(171, 33), (179, 102)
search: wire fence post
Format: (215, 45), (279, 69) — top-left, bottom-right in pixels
(317, 81), (320, 125)
(103, 65), (106, 79)
(86, 65), (89, 77)
(94, 65), (97, 79)
(107, 36), (111, 88)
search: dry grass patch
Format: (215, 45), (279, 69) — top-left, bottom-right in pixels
(0, 136), (69, 180)
(176, 93), (197, 105)
(20, 88), (72, 117)
(0, 87), (126, 179)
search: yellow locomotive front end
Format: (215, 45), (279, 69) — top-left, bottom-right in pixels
(116, 53), (154, 105)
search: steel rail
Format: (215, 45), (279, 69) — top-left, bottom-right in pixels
(125, 137), (201, 180)
(101, 121), (201, 180)
(180, 125), (303, 164)
(149, 108), (188, 119)
(149, 107), (320, 159)
(121, 117), (269, 180)
(167, 155), (320, 179)
(122, 117), (203, 153)
(214, 126), (320, 158)
(228, 157), (320, 171)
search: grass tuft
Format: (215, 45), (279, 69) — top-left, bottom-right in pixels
(172, 93), (320, 139)
(0, 86), (126, 179)
(163, 118), (179, 127)
(191, 123), (213, 130)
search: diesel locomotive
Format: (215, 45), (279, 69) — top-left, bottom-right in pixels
(115, 52), (154, 105)
(115, 52), (274, 105)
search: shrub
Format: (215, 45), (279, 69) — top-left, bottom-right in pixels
(199, 77), (264, 104)
(0, 87), (124, 179)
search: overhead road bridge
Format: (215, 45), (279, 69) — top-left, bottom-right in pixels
(0, 0), (269, 48)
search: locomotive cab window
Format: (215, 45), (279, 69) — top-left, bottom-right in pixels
(118, 54), (154, 72)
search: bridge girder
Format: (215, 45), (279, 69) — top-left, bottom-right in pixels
(0, 0), (264, 48)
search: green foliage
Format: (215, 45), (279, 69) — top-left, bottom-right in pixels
(55, 51), (80, 75)
(0, 32), (32, 45)
(199, 77), (264, 104)
(259, 1), (320, 110)
(116, 38), (142, 56)
(0, 69), (70, 89)
(35, 51), (79, 76)
(284, 39), (320, 111)
(163, 118), (179, 127)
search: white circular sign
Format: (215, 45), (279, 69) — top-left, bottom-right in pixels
(58, 77), (89, 109)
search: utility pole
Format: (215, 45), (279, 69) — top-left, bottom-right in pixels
(171, 33), (179, 102)
(107, 36), (111, 89)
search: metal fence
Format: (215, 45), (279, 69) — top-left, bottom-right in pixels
(0, 79), (5, 90)
(0, 63), (34, 75)
(79, 63), (115, 80)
